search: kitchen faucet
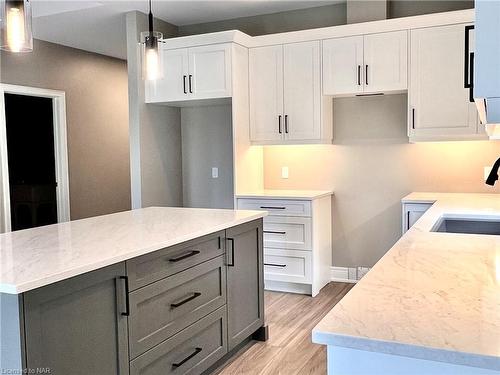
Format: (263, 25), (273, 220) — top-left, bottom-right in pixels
(486, 157), (500, 186)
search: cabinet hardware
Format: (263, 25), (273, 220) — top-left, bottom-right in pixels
(464, 25), (474, 89)
(259, 206), (286, 210)
(284, 115), (289, 133)
(365, 65), (369, 85)
(468, 52), (475, 103)
(170, 292), (202, 308)
(407, 211), (411, 231)
(227, 238), (235, 267)
(119, 276), (130, 316)
(412, 108), (416, 130)
(218, 236), (221, 250)
(264, 263), (287, 268)
(168, 250), (200, 263)
(263, 230), (286, 235)
(357, 65), (361, 86)
(183, 75), (187, 94)
(172, 347), (202, 368)
(355, 93), (383, 97)
(188, 75), (193, 93)
(278, 115), (282, 134)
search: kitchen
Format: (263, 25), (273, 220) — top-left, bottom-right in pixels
(0, 0), (499, 374)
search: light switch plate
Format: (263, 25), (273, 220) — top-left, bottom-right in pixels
(281, 166), (289, 179)
(212, 167), (219, 179)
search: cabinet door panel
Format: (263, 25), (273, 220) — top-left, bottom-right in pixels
(322, 36), (364, 95)
(188, 44), (232, 99)
(409, 24), (478, 139)
(146, 48), (188, 103)
(249, 45), (284, 142)
(24, 263), (129, 375)
(363, 31), (408, 93)
(283, 41), (321, 141)
(226, 220), (264, 351)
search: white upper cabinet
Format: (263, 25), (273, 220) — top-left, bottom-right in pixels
(363, 31), (408, 94)
(249, 41), (330, 144)
(145, 43), (232, 104)
(249, 45), (284, 142)
(322, 36), (364, 96)
(322, 31), (408, 96)
(409, 24), (483, 141)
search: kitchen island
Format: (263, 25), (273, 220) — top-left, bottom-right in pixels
(0, 207), (267, 375)
(313, 193), (500, 375)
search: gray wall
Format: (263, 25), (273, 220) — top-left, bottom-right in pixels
(126, 11), (183, 209)
(181, 105), (234, 209)
(1, 39), (131, 220)
(179, 0), (473, 36)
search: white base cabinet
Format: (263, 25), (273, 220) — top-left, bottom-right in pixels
(402, 202), (433, 234)
(237, 193), (332, 297)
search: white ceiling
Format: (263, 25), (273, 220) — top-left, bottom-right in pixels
(31, 0), (344, 59)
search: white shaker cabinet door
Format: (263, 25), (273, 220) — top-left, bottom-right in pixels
(409, 24), (479, 141)
(249, 45), (284, 143)
(188, 43), (232, 100)
(322, 36), (364, 96)
(283, 41), (321, 141)
(363, 31), (408, 93)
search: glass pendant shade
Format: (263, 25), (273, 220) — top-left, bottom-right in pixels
(0, 0), (33, 52)
(141, 30), (163, 80)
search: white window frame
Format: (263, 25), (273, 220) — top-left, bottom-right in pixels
(0, 84), (70, 232)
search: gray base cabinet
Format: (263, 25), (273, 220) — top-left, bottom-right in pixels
(1, 219), (264, 375)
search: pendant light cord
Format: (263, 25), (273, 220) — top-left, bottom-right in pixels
(148, 0), (153, 33)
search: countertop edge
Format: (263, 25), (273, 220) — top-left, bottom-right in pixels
(236, 191), (334, 200)
(311, 330), (500, 371)
(1, 211), (267, 295)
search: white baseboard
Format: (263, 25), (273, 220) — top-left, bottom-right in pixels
(330, 266), (358, 284)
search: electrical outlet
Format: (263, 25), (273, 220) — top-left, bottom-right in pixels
(281, 166), (289, 179)
(212, 167), (219, 179)
(348, 267), (357, 281)
(484, 166), (493, 181)
(356, 267), (371, 280)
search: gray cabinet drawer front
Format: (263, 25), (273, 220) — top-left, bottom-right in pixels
(127, 231), (224, 290)
(129, 256), (226, 358)
(237, 198), (311, 217)
(130, 306), (227, 375)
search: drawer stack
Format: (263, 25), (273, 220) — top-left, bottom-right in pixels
(237, 193), (332, 296)
(126, 231), (228, 375)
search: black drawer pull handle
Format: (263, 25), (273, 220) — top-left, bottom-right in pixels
(183, 75), (187, 94)
(168, 250), (200, 263)
(170, 292), (201, 308)
(259, 206), (286, 210)
(188, 75), (193, 93)
(227, 238), (235, 267)
(264, 263), (287, 268)
(119, 276), (130, 316)
(172, 347), (202, 368)
(263, 230), (286, 235)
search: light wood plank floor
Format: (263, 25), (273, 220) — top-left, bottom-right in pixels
(213, 282), (354, 375)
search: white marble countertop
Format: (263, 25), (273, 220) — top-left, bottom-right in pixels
(0, 207), (266, 294)
(313, 192), (500, 371)
(236, 189), (333, 200)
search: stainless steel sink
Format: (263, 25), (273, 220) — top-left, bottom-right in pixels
(433, 217), (500, 235)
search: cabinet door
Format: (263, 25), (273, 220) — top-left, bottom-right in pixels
(363, 31), (408, 93)
(283, 41), (321, 141)
(322, 36), (364, 95)
(249, 45), (284, 142)
(24, 263), (129, 375)
(226, 219), (264, 351)
(145, 48), (188, 103)
(402, 203), (433, 234)
(188, 44), (232, 100)
(409, 24), (479, 140)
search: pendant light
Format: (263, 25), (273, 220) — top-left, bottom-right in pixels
(140, 0), (162, 80)
(0, 0), (33, 53)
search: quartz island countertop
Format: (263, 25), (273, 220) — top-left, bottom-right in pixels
(313, 192), (500, 371)
(0, 207), (266, 294)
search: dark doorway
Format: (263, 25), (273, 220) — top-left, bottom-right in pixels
(5, 93), (58, 230)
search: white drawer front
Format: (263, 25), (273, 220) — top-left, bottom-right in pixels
(237, 198), (311, 217)
(263, 216), (312, 251)
(264, 248), (312, 284)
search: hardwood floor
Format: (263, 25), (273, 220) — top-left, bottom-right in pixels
(214, 282), (354, 375)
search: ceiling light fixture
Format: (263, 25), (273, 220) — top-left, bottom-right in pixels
(141, 0), (162, 80)
(0, 0), (33, 53)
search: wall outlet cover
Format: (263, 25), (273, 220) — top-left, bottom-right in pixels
(281, 166), (289, 179)
(212, 167), (219, 179)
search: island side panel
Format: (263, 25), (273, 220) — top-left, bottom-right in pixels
(0, 293), (25, 372)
